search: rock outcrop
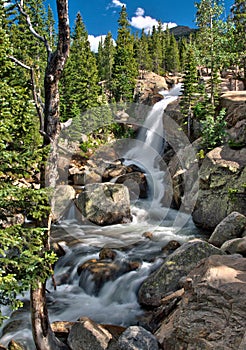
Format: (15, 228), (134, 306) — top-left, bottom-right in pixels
(192, 145), (246, 230)
(134, 71), (168, 106)
(220, 91), (246, 127)
(155, 255), (246, 350)
(138, 240), (224, 307)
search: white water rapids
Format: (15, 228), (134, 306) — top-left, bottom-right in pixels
(0, 84), (200, 349)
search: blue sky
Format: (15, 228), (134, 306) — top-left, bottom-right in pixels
(46, 0), (234, 51)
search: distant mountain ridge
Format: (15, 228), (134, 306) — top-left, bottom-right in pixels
(170, 25), (197, 39)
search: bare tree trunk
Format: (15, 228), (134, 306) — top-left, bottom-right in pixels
(31, 282), (68, 350)
(28, 1), (70, 349)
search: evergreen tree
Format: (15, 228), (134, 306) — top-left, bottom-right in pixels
(149, 23), (163, 74)
(134, 29), (151, 76)
(8, 0), (49, 95)
(179, 37), (188, 72)
(60, 12), (99, 121)
(231, 0), (246, 89)
(166, 33), (180, 73)
(195, 0), (227, 106)
(111, 6), (138, 102)
(0, 0), (53, 324)
(161, 25), (171, 72)
(97, 32), (115, 93)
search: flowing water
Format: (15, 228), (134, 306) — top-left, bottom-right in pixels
(0, 84), (200, 349)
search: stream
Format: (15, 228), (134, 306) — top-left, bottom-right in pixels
(0, 84), (201, 349)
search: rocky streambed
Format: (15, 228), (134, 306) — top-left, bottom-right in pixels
(0, 87), (246, 350)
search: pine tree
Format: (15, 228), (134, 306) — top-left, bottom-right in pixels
(149, 23), (163, 74)
(179, 37), (188, 72)
(134, 29), (151, 76)
(231, 0), (246, 89)
(166, 33), (180, 73)
(0, 0), (53, 324)
(111, 6), (138, 102)
(97, 32), (115, 94)
(60, 12), (99, 121)
(195, 0), (227, 106)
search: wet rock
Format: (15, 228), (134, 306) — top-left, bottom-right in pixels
(76, 183), (131, 226)
(118, 326), (159, 350)
(67, 317), (112, 350)
(51, 321), (74, 344)
(99, 248), (117, 260)
(142, 231), (153, 239)
(115, 172), (148, 199)
(7, 340), (25, 350)
(208, 212), (246, 247)
(161, 240), (181, 255)
(221, 237), (246, 256)
(155, 255), (246, 350)
(77, 258), (141, 295)
(138, 240), (225, 307)
(192, 145), (246, 230)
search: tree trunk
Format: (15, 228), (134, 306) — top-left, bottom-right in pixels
(30, 1), (70, 349)
(31, 282), (69, 350)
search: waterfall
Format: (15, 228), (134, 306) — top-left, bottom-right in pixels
(124, 83), (182, 220)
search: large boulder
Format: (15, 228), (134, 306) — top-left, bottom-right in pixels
(67, 318), (113, 350)
(220, 237), (246, 256)
(192, 145), (246, 230)
(76, 183), (131, 225)
(208, 211), (246, 247)
(155, 255), (246, 350)
(138, 240), (224, 307)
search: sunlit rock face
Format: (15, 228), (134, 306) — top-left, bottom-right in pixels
(192, 145), (246, 230)
(155, 255), (246, 350)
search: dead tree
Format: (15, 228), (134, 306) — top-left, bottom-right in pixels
(16, 0), (70, 349)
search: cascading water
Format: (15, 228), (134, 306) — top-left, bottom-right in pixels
(0, 84), (200, 349)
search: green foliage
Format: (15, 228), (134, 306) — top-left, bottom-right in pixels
(111, 6), (138, 102)
(134, 29), (152, 73)
(165, 33), (180, 73)
(200, 108), (227, 149)
(60, 12), (99, 121)
(195, 0), (228, 105)
(0, 225), (57, 318)
(0, 2), (54, 323)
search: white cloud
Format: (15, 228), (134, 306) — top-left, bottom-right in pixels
(130, 7), (177, 33)
(88, 35), (116, 53)
(135, 7), (145, 16)
(88, 35), (107, 53)
(111, 0), (126, 8)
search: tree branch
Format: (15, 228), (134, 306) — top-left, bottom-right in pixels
(9, 55), (45, 134)
(8, 55), (31, 70)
